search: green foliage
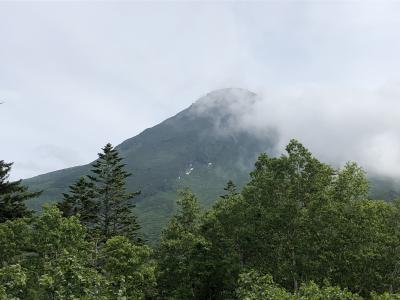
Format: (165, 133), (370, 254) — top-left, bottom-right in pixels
(0, 264), (27, 300)
(298, 282), (362, 300)
(197, 140), (400, 297)
(0, 160), (41, 222)
(220, 180), (239, 199)
(5, 138), (400, 299)
(313, 199), (398, 295)
(57, 143), (141, 243)
(0, 218), (30, 266)
(0, 205), (156, 299)
(37, 252), (103, 300)
(156, 189), (212, 299)
(31, 205), (90, 257)
(0, 206), (101, 299)
(371, 292), (400, 299)
(236, 270), (363, 300)
(88, 143), (141, 242)
(331, 162), (369, 202)
(237, 140), (335, 290)
(25, 205), (102, 299)
(199, 189), (247, 298)
(58, 176), (98, 228)
(236, 270), (294, 300)
(99, 236), (156, 299)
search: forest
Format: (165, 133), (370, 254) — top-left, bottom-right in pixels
(2, 139), (400, 299)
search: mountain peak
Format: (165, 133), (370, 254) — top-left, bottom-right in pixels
(189, 88), (258, 124)
(24, 88), (274, 242)
(204, 87), (256, 97)
(193, 88), (257, 108)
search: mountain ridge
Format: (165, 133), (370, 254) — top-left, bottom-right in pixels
(25, 88), (277, 242)
(24, 88), (400, 242)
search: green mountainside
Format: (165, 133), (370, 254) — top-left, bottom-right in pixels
(24, 88), (400, 242)
(24, 88), (278, 242)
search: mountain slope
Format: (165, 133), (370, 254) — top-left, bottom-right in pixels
(25, 88), (400, 242)
(25, 88), (278, 242)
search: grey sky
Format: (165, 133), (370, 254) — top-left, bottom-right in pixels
(1, 1), (400, 179)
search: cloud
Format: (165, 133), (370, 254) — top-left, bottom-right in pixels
(224, 84), (400, 178)
(187, 84), (400, 178)
(1, 2), (400, 179)
(188, 85), (400, 178)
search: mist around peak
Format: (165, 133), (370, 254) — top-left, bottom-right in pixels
(186, 84), (400, 180)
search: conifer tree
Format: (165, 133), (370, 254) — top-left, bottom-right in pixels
(220, 180), (238, 199)
(88, 143), (140, 242)
(0, 160), (41, 222)
(58, 177), (98, 228)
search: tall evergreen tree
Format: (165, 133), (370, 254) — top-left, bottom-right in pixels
(88, 143), (140, 242)
(220, 180), (238, 199)
(0, 160), (41, 222)
(58, 177), (98, 228)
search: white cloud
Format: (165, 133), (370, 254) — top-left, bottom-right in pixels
(1, 1), (400, 179)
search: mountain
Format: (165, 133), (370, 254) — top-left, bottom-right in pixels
(24, 88), (400, 242)
(24, 88), (278, 242)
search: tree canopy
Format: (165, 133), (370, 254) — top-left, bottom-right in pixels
(2, 140), (400, 299)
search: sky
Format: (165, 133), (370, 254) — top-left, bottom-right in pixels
(2, 1), (400, 180)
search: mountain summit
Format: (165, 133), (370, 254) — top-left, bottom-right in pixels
(25, 89), (277, 241)
(193, 88), (258, 112)
(23, 88), (400, 241)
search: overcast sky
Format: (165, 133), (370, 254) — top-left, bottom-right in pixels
(2, 1), (400, 180)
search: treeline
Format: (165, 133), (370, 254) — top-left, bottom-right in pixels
(2, 140), (400, 299)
